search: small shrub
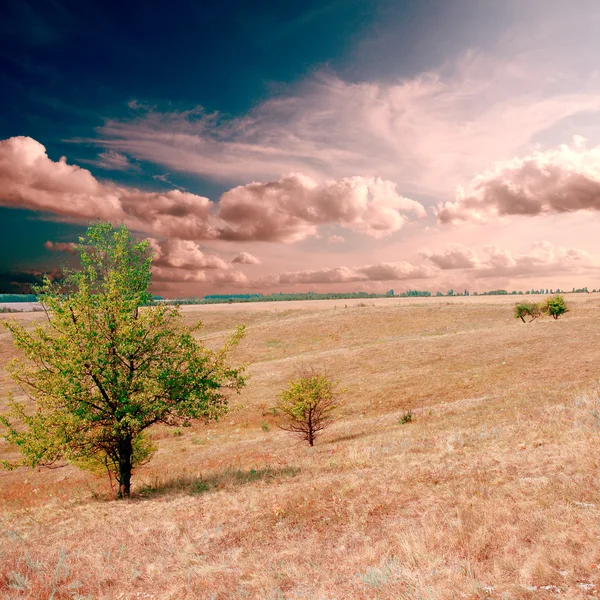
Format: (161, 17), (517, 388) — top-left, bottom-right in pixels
(260, 421), (270, 432)
(399, 410), (413, 424)
(541, 295), (568, 319)
(275, 367), (340, 446)
(514, 302), (541, 323)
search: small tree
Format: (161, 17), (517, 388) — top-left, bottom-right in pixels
(541, 295), (568, 319)
(275, 369), (339, 446)
(514, 302), (541, 323)
(0, 222), (246, 498)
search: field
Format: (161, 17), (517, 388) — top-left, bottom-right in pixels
(1, 294), (600, 599)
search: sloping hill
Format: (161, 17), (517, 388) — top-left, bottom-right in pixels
(2, 295), (600, 598)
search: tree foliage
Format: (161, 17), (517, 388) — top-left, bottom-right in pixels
(275, 368), (340, 446)
(514, 296), (569, 322)
(0, 222), (245, 498)
(514, 302), (541, 323)
(541, 295), (568, 319)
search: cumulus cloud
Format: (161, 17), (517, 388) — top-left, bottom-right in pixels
(147, 238), (248, 286)
(475, 242), (593, 279)
(0, 136), (123, 221)
(44, 241), (76, 254)
(437, 139), (600, 224)
(149, 238), (230, 271)
(0, 136), (424, 244)
(421, 244), (480, 269)
(151, 266), (248, 285)
(216, 174), (425, 242)
(274, 261), (435, 285)
(231, 252), (261, 265)
(423, 241), (594, 279)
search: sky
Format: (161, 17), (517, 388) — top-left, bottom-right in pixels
(2, 0), (600, 296)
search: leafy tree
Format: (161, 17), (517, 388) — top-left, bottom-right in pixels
(275, 368), (340, 446)
(541, 295), (569, 319)
(514, 302), (541, 323)
(0, 222), (245, 498)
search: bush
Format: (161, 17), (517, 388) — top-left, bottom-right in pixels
(514, 302), (541, 323)
(399, 410), (413, 424)
(275, 368), (340, 446)
(541, 295), (568, 319)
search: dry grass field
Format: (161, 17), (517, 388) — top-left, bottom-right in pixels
(2, 294), (600, 599)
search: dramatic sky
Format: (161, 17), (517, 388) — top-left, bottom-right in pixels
(2, 0), (600, 296)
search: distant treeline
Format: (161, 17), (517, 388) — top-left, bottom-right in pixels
(0, 294), (37, 302)
(164, 290), (397, 305)
(3, 287), (596, 306)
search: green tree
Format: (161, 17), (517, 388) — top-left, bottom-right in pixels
(0, 222), (245, 498)
(541, 295), (569, 319)
(514, 302), (541, 323)
(275, 368), (340, 446)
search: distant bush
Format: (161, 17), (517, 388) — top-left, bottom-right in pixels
(399, 410), (413, 424)
(514, 302), (541, 323)
(514, 296), (568, 322)
(275, 368), (340, 446)
(541, 295), (568, 319)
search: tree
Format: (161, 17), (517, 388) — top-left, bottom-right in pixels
(275, 368), (340, 446)
(541, 295), (568, 319)
(514, 302), (541, 323)
(0, 222), (245, 498)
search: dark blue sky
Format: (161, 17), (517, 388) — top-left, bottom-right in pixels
(0, 0), (516, 159)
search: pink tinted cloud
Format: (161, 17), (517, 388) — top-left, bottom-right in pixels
(44, 241), (77, 254)
(231, 252), (261, 265)
(421, 244), (480, 269)
(328, 235), (345, 244)
(149, 238), (230, 270)
(0, 136), (123, 221)
(80, 150), (137, 172)
(216, 174), (425, 242)
(423, 241), (594, 279)
(437, 138), (600, 224)
(151, 266), (248, 285)
(147, 238), (248, 287)
(273, 261), (436, 285)
(0, 136), (425, 244)
(97, 55), (600, 197)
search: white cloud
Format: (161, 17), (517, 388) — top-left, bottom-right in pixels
(423, 241), (594, 279)
(0, 136), (424, 244)
(437, 138), (600, 224)
(274, 260), (436, 285)
(96, 55), (600, 197)
(231, 252), (261, 265)
(216, 174), (425, 242)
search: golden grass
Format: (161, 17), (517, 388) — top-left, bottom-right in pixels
(1, 295), (600, 598)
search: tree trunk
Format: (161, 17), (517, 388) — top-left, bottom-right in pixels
(117, 436), (134, 499)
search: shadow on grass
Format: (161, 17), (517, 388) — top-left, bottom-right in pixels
(134, 466), (300, 499)
(326, 431), (368, 444)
